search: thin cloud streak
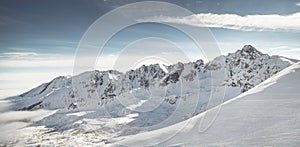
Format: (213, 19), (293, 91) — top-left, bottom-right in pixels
(280, 48), (300, 53)
(0, 59), (74, 68)
(268, 46), (289, 50)
(141, 12), (300, 32)
(0, 52), (74, 68)
(2, 52), (38, 57)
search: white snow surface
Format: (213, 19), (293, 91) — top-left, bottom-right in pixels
(113, 62), (300, 146)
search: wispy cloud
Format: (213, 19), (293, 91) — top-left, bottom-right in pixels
(0, 110), (53, 142)
(0, 52), (74, 68)
(0, 58), (74, 68)
(280, 48), (300, 53)
(140, 12), (300, 32)
(2, 52), (38, 58)
(297, 2), (300, 6)
(268, 46), (289, 50)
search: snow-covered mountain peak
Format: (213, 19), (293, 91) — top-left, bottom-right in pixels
(228, 45), (265, 61)
(241, 44), (258, 53)
(241, 44), (262, 55)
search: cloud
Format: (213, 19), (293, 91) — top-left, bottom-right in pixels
(0, 52), (74, 68)
(0, 110), (53, 143)
(2, 52), (38, 58)
(297, 2), (300, 6)
(140, 12), (300, 32)
(280, 48), (300, 53)
(268, 46), (289, 50)
(0, 59), (74, 68)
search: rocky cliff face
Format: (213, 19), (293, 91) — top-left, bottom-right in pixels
(224, 45), (289, 92)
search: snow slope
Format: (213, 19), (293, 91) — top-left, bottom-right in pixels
(113, 62), (300, 146)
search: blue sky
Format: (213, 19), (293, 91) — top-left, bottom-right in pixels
(0, 0), (300, 98)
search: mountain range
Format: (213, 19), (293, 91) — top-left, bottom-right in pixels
(4, 45), (299, 146)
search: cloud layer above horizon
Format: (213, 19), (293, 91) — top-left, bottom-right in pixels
(141, 12), (300, 32)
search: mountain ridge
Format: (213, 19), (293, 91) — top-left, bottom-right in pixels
(9, 45), (297, 111)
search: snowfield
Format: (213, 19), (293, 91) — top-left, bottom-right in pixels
(113, 62), (300, 146)
(0, 45), (299, 146)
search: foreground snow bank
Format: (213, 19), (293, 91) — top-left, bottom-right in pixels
(113, 62), (300, 146)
